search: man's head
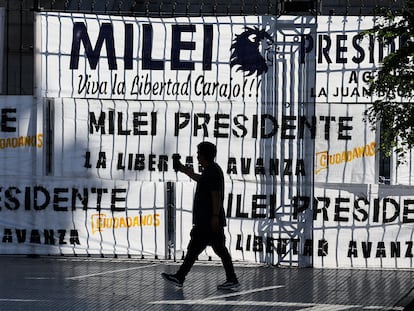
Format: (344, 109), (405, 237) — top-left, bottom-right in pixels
(197, 142), (217, 167)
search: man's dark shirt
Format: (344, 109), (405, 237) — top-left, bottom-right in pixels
(193, 162), (226, 228)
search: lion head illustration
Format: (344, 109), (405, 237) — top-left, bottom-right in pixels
(230, 27), (274, 76)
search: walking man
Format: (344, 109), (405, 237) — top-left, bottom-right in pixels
(162, 142), (239, 290)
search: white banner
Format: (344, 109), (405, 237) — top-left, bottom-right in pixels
(0, 176), (165, 257)
(52, 98), (310, 184)
(311, 16), (397, 103)
(313, 184), (414, 268)
(32, 11), (414, 268)
(35, 13), (266, 100)
(54, 98), (377, 184)
(0, 96), (42, 176)
(175, 181), (312, 266)
(36, 13), (318, 104)
(314, 102), (376, 184)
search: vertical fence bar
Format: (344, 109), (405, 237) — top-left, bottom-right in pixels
(165, 181), (176, 260)
(45, 98), (54, 175)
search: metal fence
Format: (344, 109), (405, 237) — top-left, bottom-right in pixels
(0, 0), (412, 266)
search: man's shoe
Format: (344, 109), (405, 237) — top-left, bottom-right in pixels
(217, 280), (240, 291)
(161, 273), (183, 288)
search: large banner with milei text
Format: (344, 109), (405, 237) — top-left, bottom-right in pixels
(34, 12), (317, 262)
(312, 184), (414, 268)
(0, 96), (43, 176)
(0, 176), (165, 257)
(23, 12), (414, 267)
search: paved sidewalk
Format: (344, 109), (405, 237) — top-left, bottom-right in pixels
(0, 256), (412, 311)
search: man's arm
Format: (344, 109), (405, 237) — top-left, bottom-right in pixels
(176, 162), (201, 182)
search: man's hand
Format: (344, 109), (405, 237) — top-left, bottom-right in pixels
(172, 154), (183, 172)
(176, 161), (201, 182)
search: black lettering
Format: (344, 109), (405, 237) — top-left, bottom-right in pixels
(298, 116), (316, 139)
(262, 114), (278, 138)
(16, 229), (26, 243)
(142, 24), (164, 70)
(89, 112), (106, 134)
(174, 112), (190, 136)
(348, 240), (358, 257)
(72, 188), (88, 211)
(149, 154), (156, 171)
(295, 159), (306, 176)
(171, 25), (196, 70)
(96, 152), (107, 168)
(2, 228), (12, 243)
(58, 230), (67, 244)
(233, 115), (248, 138)
(30, 229), (41, 244)
(362, 241), (372, 258)
(227, 158), (237, 174)
(135, 154), (145, 170)
(70, 22), (116, 70)
(111, 188), (126, 212)
(383, 198), (399, 223)
(236, 234), (243, 251)
(133, 112), (148, 135)
(91, 188), (108, 211)
(283, 159), (292, 175)
(235, 194), (248, 218)
(194, 114), (210, 137)
(318, 239), (328, 256)
(117, 112), (131, 135)
(318, 34), (332, 64)
(5, 187), (20, 210)
(303, 239), (313, 256)
(293, 196), (310, 219)
(124, 24), (133, 69)
(214, 114), (229, 138)
(269, 159), (279, 176)
(354, 198), (369, 222)
(252, 195), (266, 218)
(375, 242), (386, 258)
(253, 235), (263, 252)
(241, 158), (251, 174)
(338, 116), (353, 140)
(334, 197), (350, 222)
(34, 186), (50, 211)
(276, 238), (287, 255)
(406, 241), (413, 257)
(70, 230), (81, 245)
(336, 35), (347, 63)
(314, 197), (330, 221)
(84, 151), (92, 168)
(403, 200), (414, 223)
(255, 158), (265, 175)
(202, 25), (213, 70)
(352, 34), (365, 63)
(1, 108), (17, 132)
(53, 188), (69, 211)
(391, 242), (400, 258)
(117, 153), (125, 170)
(158, 155), (168, 171)
(44, 229), (55, 245)
(281, 116), (295, 139)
